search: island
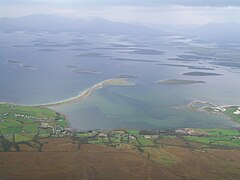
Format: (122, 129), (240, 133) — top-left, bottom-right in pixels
(157, 63), (215, 70)
(112, 58), (158, 63)
(6, 59), (22, 64)
(65, 65), (101, 74)
(128, 49), (165, 55)
(65, 65), (78, 69)
(22, 64), (38, 70)
(73, 68), (101, 74)
(6, 59), (38, 70)
(157, 79), (206, 85)
(115, 74), (138, 79)
(183, 71), (222, 76)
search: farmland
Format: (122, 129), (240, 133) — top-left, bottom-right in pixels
(1, 103), (240, 179)
(0, 103), (68, 143)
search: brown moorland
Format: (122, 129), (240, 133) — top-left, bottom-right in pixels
(0, 138), (240, 180)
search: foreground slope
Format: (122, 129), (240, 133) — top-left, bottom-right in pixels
(0, 138), (240, 180)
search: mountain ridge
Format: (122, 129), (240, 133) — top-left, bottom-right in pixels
(0, 14), (167, 35)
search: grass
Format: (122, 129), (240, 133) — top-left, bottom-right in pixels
(0, 104), (56, 119)
(0, 103), (68, 142)
(184, 135), (240, 148)
(224, 106), (240, 123)
(160, 135), (177, 139)
(38, 128), (52, 137)
(14, 134), (35, 142)
(137, 137), (155, 146)
(110, 136), (122, 143)
(56, 118), (68, 128)
(126, 129), (139, 135)
(211, 139), (240, 147)
(194, 128), (240, 136)
(143, 147), (180, 167)
(22, 124), (39, 133)
(88, 138), (107, 144)
(105, 78), (133, 86)
(128, 138), (138, 145)
(76, 132), (92, 138)
(0, 127), (22, 134)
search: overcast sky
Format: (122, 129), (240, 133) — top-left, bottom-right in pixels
(0, 0), (240, 25)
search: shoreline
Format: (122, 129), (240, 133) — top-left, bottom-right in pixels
(0, 78), (134, 131)
(177, 100), (240, 125)
(30, 78), (134, 107)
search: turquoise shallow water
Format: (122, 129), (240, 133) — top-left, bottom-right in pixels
(0, 32), (239, 130)
(50, 84), (238, 130)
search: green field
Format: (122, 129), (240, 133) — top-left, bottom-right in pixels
(137, 136), (155, 146)
(194, 128), (240, 136)
(1, 103), (240, 150)
(184, 128), (240, 148)
(224, 106), (240, 123)
(0, 103), (68, 142)
(126, 129), (139, 135)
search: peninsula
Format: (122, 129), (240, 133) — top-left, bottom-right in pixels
(37, 78), (135, 107)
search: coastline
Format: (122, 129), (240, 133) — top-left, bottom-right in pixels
(32, 77), (135, 107)
(0, 78), (134, 130)
(177, 100), (240, 125)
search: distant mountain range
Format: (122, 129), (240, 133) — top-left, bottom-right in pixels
(0, 14), (166, 35)
(189, 22), (240, 42)
(1, 14), (239, 42)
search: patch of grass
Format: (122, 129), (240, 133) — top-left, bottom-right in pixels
(0, 127), (22, 134)
(110, 137), (121, 143)
(126, 129), (139, 135)
(224, 106), (240, 123)
(194, 128), (240, 136)
(39, 128), (52, 134)
(184, 135), (240, 148)
(14, 134), (35, 142)
(212, 139), (240, 147)
(22, 123), (39, 133)
(160, 135), (177, 139)
(0, 104), (55, 119)
(128, 138), (139, 145)
(137, 137), (155, 146)
(189, 136), (231, 142)
(56, 119), (68, 128)
(88, 138), (107, 144)
(143, 147), (180, 167)
(76, 132), (92, 138)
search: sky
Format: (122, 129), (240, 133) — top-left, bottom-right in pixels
(0, 0), (240, 25)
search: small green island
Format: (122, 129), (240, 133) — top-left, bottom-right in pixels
(65, 65), (101, 74)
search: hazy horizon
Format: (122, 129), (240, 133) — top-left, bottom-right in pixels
(1, 0), (240, 26)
